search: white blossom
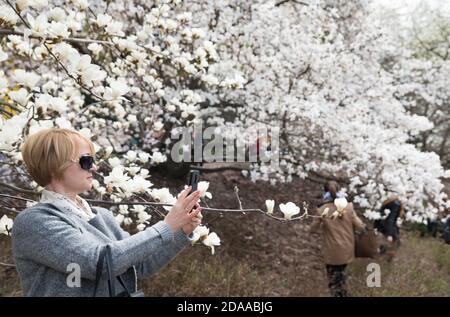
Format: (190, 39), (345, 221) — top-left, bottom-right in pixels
(279, 202), (300, 220)
(202, 232), (221, 255)
(0, 215), (14, 235)
(197, 181), (212, 199)
(265, 199), (275, 214)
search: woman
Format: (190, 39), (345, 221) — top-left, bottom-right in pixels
(310, 181), (366, 297)
(374, 196), (404, 243)
(12, 128), (202, 296)
(374, 196), (404, 260)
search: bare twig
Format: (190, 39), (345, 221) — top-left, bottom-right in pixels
(0, 193), (36, 203)
(0, 28), (113, 45)
(0, 262), (16, 268)
(0, 185), (319, 222)
(0, 182), (40, 196)
(234, 186), (243, 210)
(0, 206), (20, 214)
(275, 0), (309, 7)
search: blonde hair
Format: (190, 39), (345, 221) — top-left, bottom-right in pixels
(21, 128), (95, 186)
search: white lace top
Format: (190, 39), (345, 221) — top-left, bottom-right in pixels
(40, 189), (96, 221)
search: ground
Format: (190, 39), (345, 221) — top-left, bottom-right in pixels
(1, 169), (450, 296)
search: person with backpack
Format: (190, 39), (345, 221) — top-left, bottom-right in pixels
(310, 181), (366, 297)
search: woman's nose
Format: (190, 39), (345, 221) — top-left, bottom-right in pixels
(90, 164), (98, 172)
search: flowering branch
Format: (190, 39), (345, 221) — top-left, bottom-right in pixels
(0, 28), (113, 46)
(0, 186), (320, 222)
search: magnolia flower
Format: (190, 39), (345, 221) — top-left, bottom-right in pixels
(17, 0), (48, 11)
(93, 14), (112, 27)
(153, 121), (164, 131)
(55, 117), (73, 129)
(363, 210), (382, 220)
(103, 167), (130, 188)
(279, 202), (300, 220)
(139, 168), (149, 177)
(108, 157), (122, 168)
(8, 88), (30, 106)
(87, 43), (102, 56)
(49, 7), (66, 22)
(190, 225), (210, 244)
(137, 224), (146, 232)
(26, 13), (49, 37)
(104, 146), (113, 159)
(137, 211), (151, 224)
(202, 232), (220, 255)
(197, 181), (212, 199)
(125, 151), (137, 162)
(138, 152), (150, 163)
(46, 96), (68, 113)
(104, 79), (129, 100)
(334, 198), (348, 212)
(28, 119), (54, 136)
(0, 48), (8, 62)
(71, 0), (89, 10)
(80, 64), (106, 86)
(53, 43), (78, 62)
(321, 207), (330, 218)
(201, 74), (219, 86)
(151, 152), (166, 164)
(97, 187), (106, 195)
(12, 69), (40, 89)
(26, 201), (37, 208)
(131, 205), (145, 213)
(0, 6), (18, 25)
(118, 205), (129, 215)
(0, 215), (14, 235)
(151, 188), (176, 211)
(123, 217), (133, 226)
(127, 175), (153, 194)
(194, 225), (210, 237)
(79, 127), (92, 139)
(49, 21), (70, 38)
(106, 21), (125, 37)
(0, 77), (7, 92)
(69, 54), (106, 86)
(265, 200), (275, 214)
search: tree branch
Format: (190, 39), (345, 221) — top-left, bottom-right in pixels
(0, 28), (113, 45)
(275, 0), (309, 7)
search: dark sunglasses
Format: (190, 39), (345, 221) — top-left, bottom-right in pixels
(72, 155), (95, 171)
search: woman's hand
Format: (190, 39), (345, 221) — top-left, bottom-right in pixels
(164, 186), (201, 233)
(182, 203), (203, 235)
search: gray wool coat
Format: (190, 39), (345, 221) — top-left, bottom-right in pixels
(11, 202), (191, 297)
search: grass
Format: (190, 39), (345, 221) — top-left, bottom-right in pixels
(1, 230), (450, 297)
(141, 248), (266, 297)
(346, 231), (450, 296)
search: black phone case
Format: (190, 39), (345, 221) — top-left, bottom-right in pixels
(188, 170), (200, 192)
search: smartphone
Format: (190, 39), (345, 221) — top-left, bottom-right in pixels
(187, 170), (200, 193)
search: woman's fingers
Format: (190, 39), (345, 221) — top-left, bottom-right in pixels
(188, 206), (202, 219)
(185, 196), (201, 213)
(182, 191), (201, 209)
(178, 186), (192, 200)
